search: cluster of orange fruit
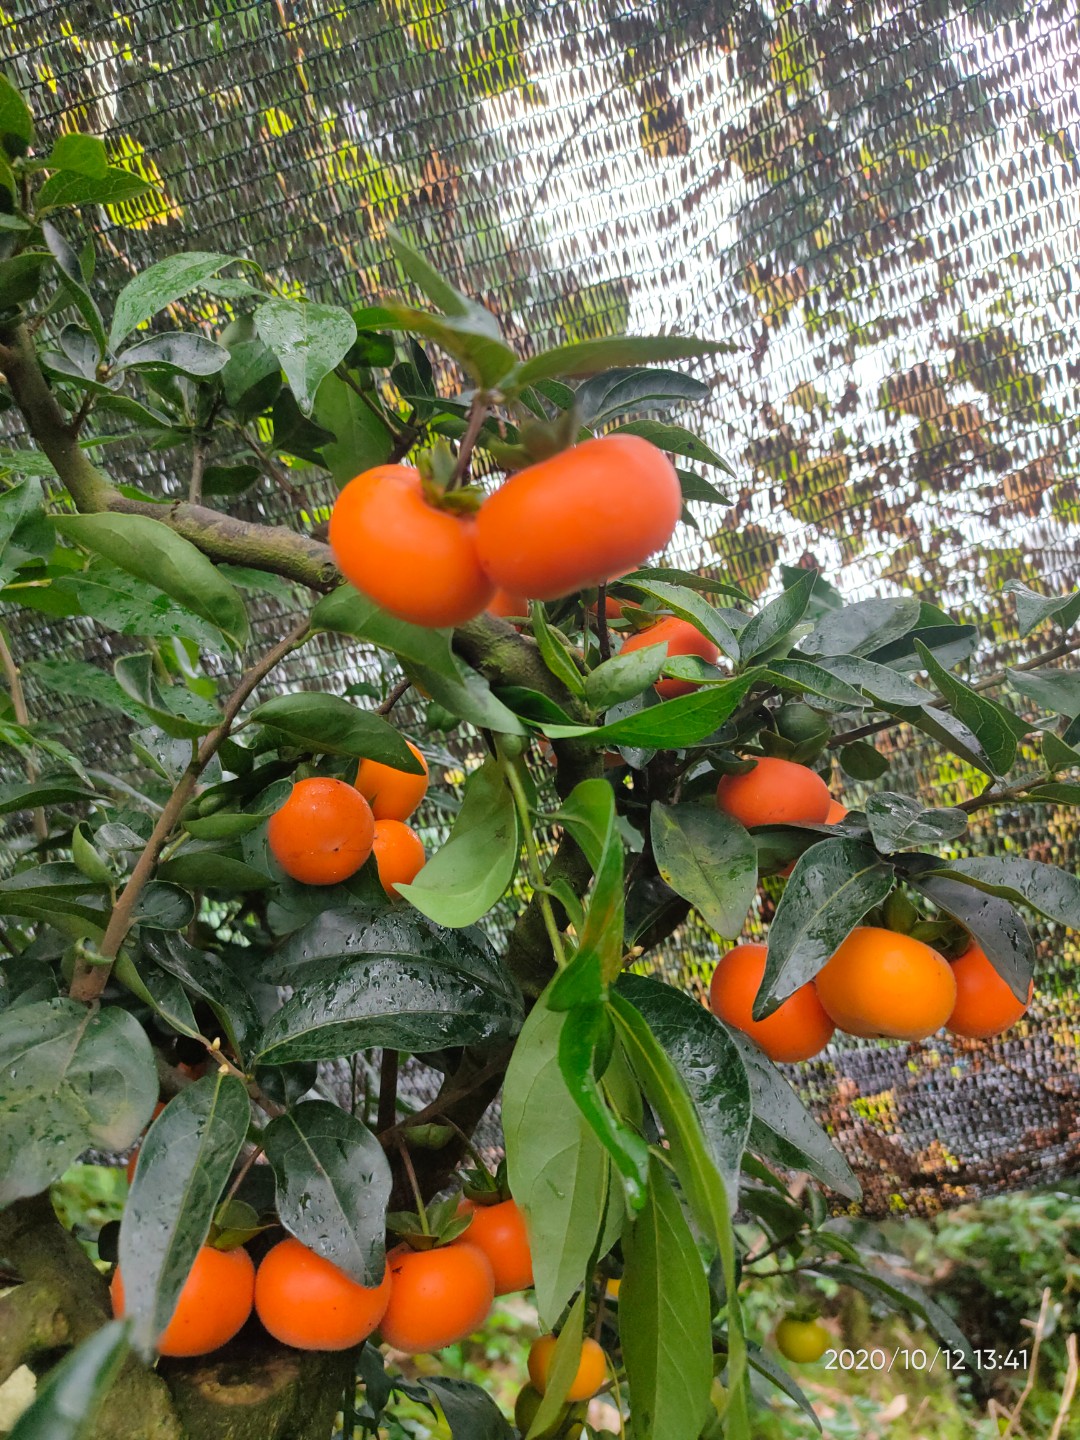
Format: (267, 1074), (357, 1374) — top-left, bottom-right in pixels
(709, 755), (1033, 1061)
(328, 434), (682, 628)
(112, 1194), (535, 1358)
(266, 743), (429, 890)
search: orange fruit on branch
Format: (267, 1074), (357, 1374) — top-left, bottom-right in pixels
(946, 941), (1033, 1040)
(709, 942), (834, 1062)
(619, 615), (720, 699)
(716, 756), (832, 827)
(111, 1245), (254, 1358)
(329, 465), (494, 627)
(474, 435), (681, 600)
(372, 817), (426, 895)
(825, 799), (848, 824)
(378, 1242), (494, 1353)
(355, 741), (429, 821)
(486, 587), (531, 622)
(254, 1237), (391, 1350)
(456, 1197), (533, 1295)
(527, 1333), (608, 1401)
(268, 777), (374, 886)
(813, 926), (956, 1040)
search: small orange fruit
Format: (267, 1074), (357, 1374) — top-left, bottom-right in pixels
(111, 1245), (254, 1357)
(619, 615), (720, 699)
(457, 1198), (533, 1295)
(527, 1333), (608, 1402)
(813, 926), (957, 1040)
(709, 943), (834, 1062)
(254, 1237), (391, 1350)
(716, 757), (832, 828)
(355, 742), (429, 821)
(267, 777), (374, 886)
(372, 818), (426, 895)
(487, 588), (530, 622)
(329, 465), (494, 627)
(379, 1243), (495, 1354)
(825, 800), (848, 823)
(474, 435), (681, 600)
(946, 942), (1033, 1040)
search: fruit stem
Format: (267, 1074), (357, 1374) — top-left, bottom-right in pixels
(449, 390), (491, 488)
(395, 1136), (431, 1236)
(503, 754), (568, 970)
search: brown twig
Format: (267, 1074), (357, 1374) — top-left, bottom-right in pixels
(0, 627), (47, 843)
(377, 676), (412, 715)
(188, 435), (209, 505)
(223, 1144), (265, 1207)
(67, 618), (312, 1002)
(449, 392), (491, 486)
(378, 1052), (509, 1144)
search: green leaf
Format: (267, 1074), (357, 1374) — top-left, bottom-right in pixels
(575, 367), (709, 425)
(312, 372), (394, 484)
(114, 652), (221, 739)
(863, 793), (968, 854)
(745, 1342), (822, 1434)
(810, 1261), (975, 1370)
(0, 252), (51, 309)
(757, 839), (894, 1016)
(920, 855), (1080, 930)
(250, 692), (420, 767)
(548, 779), (625, 999)
(9, 1320), (130, 1440)
(114, 332), (229, 377)
(310, 586), (452, 676)
(255, 298), (357, 416)
(839, 741), (890, 781)
(621, 1156), (713, 1440)
(132, 882), (195, 931)
(542, 672), (761, 748)
(801, 597), (922, 658)
(37, 166), (152, 214)
(731, 1032), (860, 1199)
(156, 849), (273, 892)
(611, 419), (733, 473)
(254, 942), (522, 1064)
(558, 1003), (650, 1209)
(525, 1293), (588, 1437)
(881, 699), (994, 778)
(1008, 666), (1080, 719)
(1044, 729), (1080, 773)
(352, 302), (517, 389)
(871, 622), (979, 673)
(904, 864), (1033, 1004)
(585, 641), (667, 712)
(812, 654), (930, 707)
(49, 558), (227, 652)
(0, 75), (33, 157)
(502, 1002), (619, 1327)
(650, 802), (756, 939)
(915, 640), (1023, 777)
(617, 578), (742, 659)
(677, 467), (731, 506)
(618, 973), (752, 1214)
(738, 570), (816, 660)
(0, 998), (156, 1206)
(109, 252), (235, 350)
(424, 1378), (514, 1440)
(44, 133), (108, 176)
(119, 1072), (249, 1357)
(54, 512), (249, 649)
(143, 931), (260, 1058)
(530, 606), (586, 698)
(114, 952), (200, 1042)
(0, 475), (50, 587)
(386, 224), (494, 324)
(1002, 580), (1080, 637)
(263, 1100), (391, 1285)
(396, 758), (519, 927)
(513, 335), (732, 388)
(0, 777), (97, 815)
(765, 659), (867, 710)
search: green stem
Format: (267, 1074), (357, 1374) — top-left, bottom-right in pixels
(395, 1137), (430, 1236)
(503, 754), (568, 971)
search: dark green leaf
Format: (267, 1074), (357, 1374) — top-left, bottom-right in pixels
(255, 298), (356, 416)
(53, 512), (249, 649)
(1008, 667), (1080, 719)
(617, 579), (741, 658)
(618, 973), (752, 1213)
(51, 559), (227, 651)
(1002, 580), (1080, 637)
(839, 741), (889, 780)
(0, 777), (97, 815)
(0, 998), (156, 1206)
(575, 366), (709, 424)
(263, 1100), (391, 1285)
(863, 793), (968, 854)
(677, 467), (731, 506)
(9, 1321), (130, 1440)
(915, 640), (1022, 776)
(870, 623), (980, 673)
(0, 252), (50, 308)
(920, 855), (1080, 930)
(0, 75), (33, 156)
(801, 597), (922, 658)
(810, 1261), (975, 1369)
(113, 653), (221, 739)
(904, 864), (1033, 1003)
(250, 692), (420, 767)
(739, 571), (816, 661)
(114, 332), (229, 377)
(352, 302), (517, 389)
(109, 252), (235, 349)
(530, 607), (586, 697)
(543, 672), (761, 749)
(1044, 729), (1080, 772)
(745, 1342), (822, 1433)
(424, 1377), (514, 1440)
(585, 642), (667, 711)
(650, 802), (756, 939)
(37, 166), (152, 213)
(812, 654), (930, 707)
(621, 1157), (713, 1440)
(156, 849), (273, 892)
(757, 839), (894, 1015)
(611, 419), (732, 473)
(143, 931), (261, 1057)
(549, 779), (625, 993)
(386, 225), (499, 332)
(880, 699), (994, 778)
(313, 373), (394, 484)
(513, 335), (732, 387)
(766, 660), (867, 710)
(119, 1072), (249, 1357)
(396, 758), (518, 927)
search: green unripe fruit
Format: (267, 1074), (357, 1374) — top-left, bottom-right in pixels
(774, 702), (831, 757)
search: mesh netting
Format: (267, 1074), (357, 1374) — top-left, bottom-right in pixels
(1, 0), (1079, 1215)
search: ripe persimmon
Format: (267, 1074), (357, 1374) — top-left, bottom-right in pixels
(528, 1333), (608, 1402)
(457, 1197), (533, 1295)
(355, 742), (429, 821)
(329, 465), (494, 627)
(379, 1243), (495, 1353)
(620, 615), (720, 699)
(709, 943), (834, 1062)
(813, 926), (957, 1040)
(372, 818), (426, 895)
(474, 435), (680, 600)
(254, 1237), (391, 1351)
(716, 756), (832, 827)
(946, 942), (1033, 1040)
(111, 1245), (254, 1357)
(487, 587), (530, 622)
(825, 799), (848, 824)
(589, 595), (625, 620)
(268, 777), (374, 886)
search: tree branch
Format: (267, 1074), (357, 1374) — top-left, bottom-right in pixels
(0, 626), (47, 843)
(68, 618), (312, 1002)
